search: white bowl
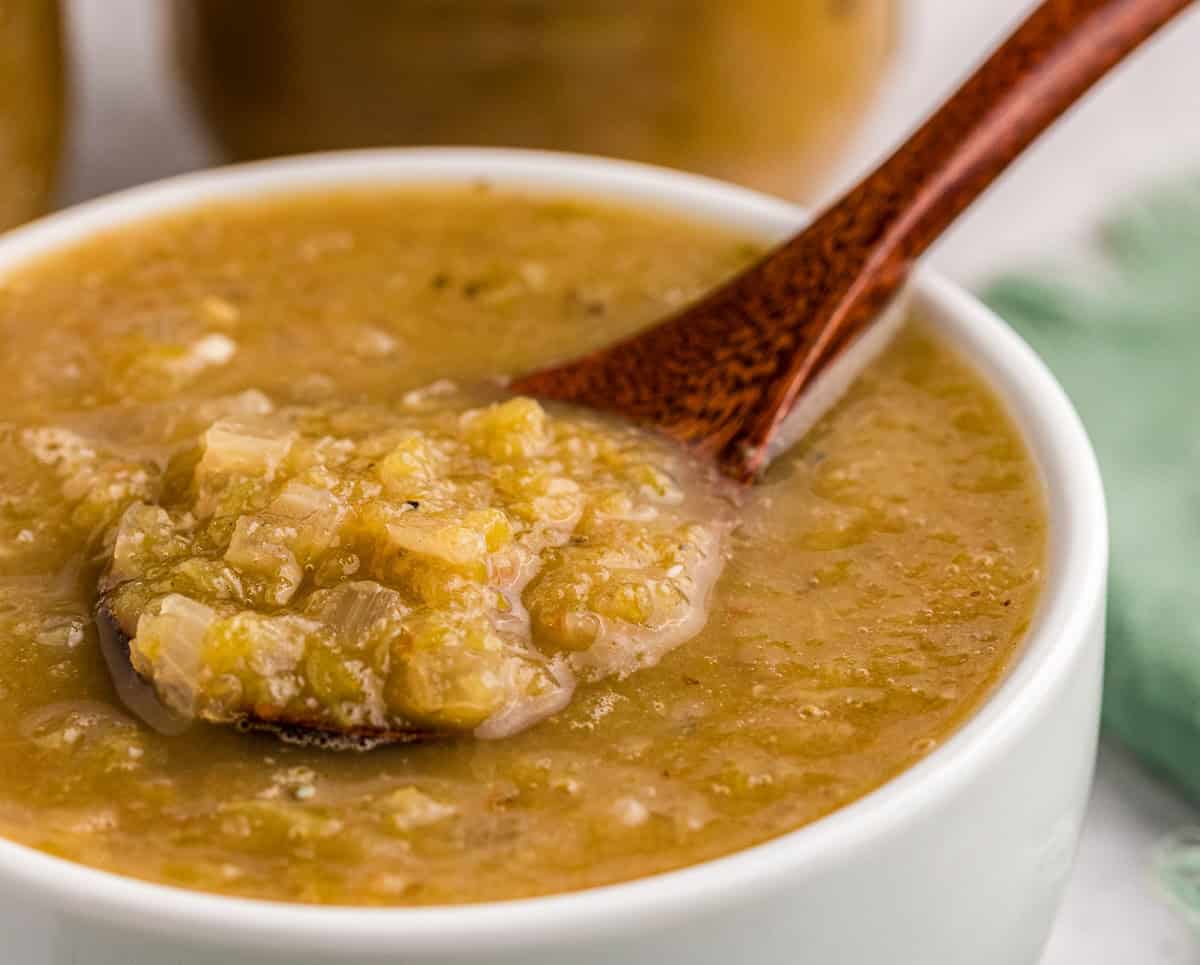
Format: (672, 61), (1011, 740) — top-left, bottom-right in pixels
(0, 150), (1106, 965)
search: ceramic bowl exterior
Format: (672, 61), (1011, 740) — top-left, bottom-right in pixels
(0, 150), (1107, 965)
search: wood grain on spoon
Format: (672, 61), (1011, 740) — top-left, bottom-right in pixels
(513, 0), (1194, 483)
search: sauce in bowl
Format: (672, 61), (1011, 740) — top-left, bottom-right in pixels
(0, 186), (1044, 905)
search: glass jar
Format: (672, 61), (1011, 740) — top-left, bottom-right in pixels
(173, 0), (894, 200)
(0, 0), (63, 232)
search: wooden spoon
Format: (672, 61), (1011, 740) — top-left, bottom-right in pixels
(514, 0), (1195, 483)
(99, 0), (1193, 748)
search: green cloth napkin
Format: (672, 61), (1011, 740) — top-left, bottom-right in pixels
(1154, 829), (1200, 928)
(982, 175), (1200, 800)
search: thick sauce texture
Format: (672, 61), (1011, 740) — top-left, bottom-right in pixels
(100, 390), (729, 742)
(0, 188), (1045, 905)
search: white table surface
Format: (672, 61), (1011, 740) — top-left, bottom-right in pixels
(56, 1), (1200, 961)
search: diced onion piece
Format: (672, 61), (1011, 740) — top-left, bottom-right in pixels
(197, 418), (296, 480)
(269, 480), (345, 559)
(304, 581), (408, 650)
(131, 594), (218, 716)
(109, 502), (186, 583)
(224, 514), (303, 606)
(383, 514), (488, 569)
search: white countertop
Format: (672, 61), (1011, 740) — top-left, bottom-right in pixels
(57, 1), (1200, 960)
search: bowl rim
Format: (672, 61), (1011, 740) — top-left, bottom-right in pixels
(0, 148), (1107, 955)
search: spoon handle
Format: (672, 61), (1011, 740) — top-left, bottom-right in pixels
(727, 0), (1196, 469)
(823, 0), (1192, 275)
(513, 0), (1193, 482)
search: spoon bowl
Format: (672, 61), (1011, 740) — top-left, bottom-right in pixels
(93, 599), (433, 749)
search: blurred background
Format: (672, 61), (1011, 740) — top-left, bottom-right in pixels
(6, 0), (1200, 960)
